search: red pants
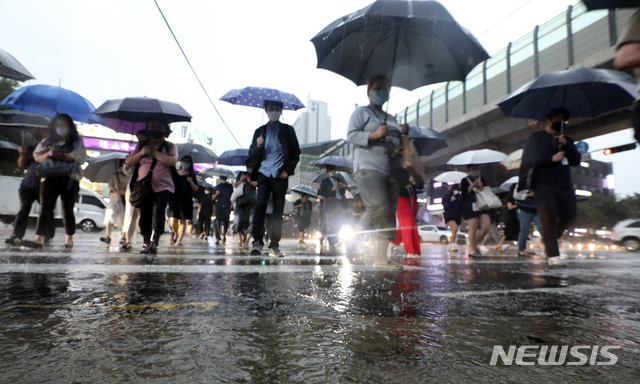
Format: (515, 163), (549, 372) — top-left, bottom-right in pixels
(391, 196), (421, 255)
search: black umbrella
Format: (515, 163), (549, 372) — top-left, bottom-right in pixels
(217, 148), (250, 166)
(176, 143), (218, 164)
(0, 48), (35, 82)
(200, 166), (236, 179)
(0, 139), (19, 161)
(409, 126), (448, 156)
(313, 156), (353, 171)
(311, 0), (489, 91)
(583, 0), (639, 10)
(312, 171), (357, 188)
(498, 67), (638, 129)
(93, 97), (192, 134)
(290, 184), (318, 198)
(0, 110), (51, 128)
(84, 153), (127, 183)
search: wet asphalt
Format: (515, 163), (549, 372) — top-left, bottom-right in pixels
(0, 227), (639, 383)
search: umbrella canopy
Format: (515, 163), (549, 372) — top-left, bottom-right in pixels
(410, 126), (448, 156)
(83, 153), (128, 183)
(499, 176), (519, 191)
(217, 148), (250, 166)
(500, 149), (523, 171)
(200, 166), (236, 179)
(498, 67), (638, 122)
(446, 149), (509, 165)
(0, 139), (19, 161)
(433, 171), (467, 184)
(290, 184), (318, 198)
(1, 84), (104, 124)
(583, 0), (639, 10)
(0, 110), (51, 128)
(312, 171), (357, 188)
(220, 87), (305, 111)
(313, 156), (353, 170)
(0, 48), (35, 82)
(176, 143), (218, 164)
(311, 0), (489, 91)
(93, 97), (192, 134)
(196, 174), (215, 189)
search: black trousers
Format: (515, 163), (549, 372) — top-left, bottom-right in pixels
(36, 176), (79, 237)
(534, 184), (577, 257)
(215, 205), (231, 240)
(198, 209), (212, 237)
(252, 173), (288, 248)
(139, 190), (172, 240)
(12, 186), (40, 239)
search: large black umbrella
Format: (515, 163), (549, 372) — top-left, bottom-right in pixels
(0, 110), (51, 128)
(583, 0), (639, 10)
(93, 97), (192, 134)
(498, 67), (638, 127)
(311, 0), (489, 91)
(83, 153), (128, 183)
(0, 48), (35, 82)
(176, 143), (218, 164)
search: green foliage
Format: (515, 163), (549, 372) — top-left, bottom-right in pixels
(0, 78), (19, 105)
(576, 194), (640, 229)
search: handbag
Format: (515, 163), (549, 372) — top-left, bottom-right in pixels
(35, 158), (79, 178)
(517, 163), (536, 193)
(471, 178), (501, 210)
(401, 135), (425, 185)
(128, 143), (167, 208)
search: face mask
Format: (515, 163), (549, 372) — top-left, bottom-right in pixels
(178, 161), (190, 170)
(204, 190), (211, 195)
(371, 89), (390, 106)
(56, 127), (69, 137)
(551, 121), (563, 132)
(468, 169), (480, 177)
(246, 168), (253, 173)
(267, 111), (281, 122)
(328, 170), (336, 178)
(148, 130), (164, 139)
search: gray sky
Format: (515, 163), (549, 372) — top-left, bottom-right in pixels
(3, 0), (636, 195)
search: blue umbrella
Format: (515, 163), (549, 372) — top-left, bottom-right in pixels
(313, 156), (353, 170)
(409, 126), (448, 156)
(1, 84), (103, 124)
(217, 148), (250, 166)
(220, 87), (305, 111)
(498, 67), (638, 123)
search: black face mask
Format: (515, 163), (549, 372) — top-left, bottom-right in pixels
(551, 121), (563, 133)
(148, 130), (164, 139)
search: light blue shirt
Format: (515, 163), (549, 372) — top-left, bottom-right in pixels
(259, 122), (285, 178)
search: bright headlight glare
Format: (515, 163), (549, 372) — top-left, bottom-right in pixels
(339, 226), (355, 240)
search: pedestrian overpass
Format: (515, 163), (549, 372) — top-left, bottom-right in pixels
(395, 3), (637, 176)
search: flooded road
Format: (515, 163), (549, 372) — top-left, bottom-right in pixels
(1, 228), (639, 383)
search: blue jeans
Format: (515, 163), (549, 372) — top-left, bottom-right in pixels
(517, 209), (542, 251)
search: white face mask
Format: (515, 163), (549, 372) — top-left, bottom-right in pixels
(56, 127), (69, 137)
(178, 161), (190, 170)
(328, 170), (336, 178)
(204, 190), (211, 194)
(246, 168), (253, 173)
(267, 111), (281, 122)
(468, 169), (480, 177)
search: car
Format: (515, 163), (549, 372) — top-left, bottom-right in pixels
(418, 224), (467, 244)
(611, 219), (640, 252)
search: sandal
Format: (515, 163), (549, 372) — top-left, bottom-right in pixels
(468, 251), (481, 258)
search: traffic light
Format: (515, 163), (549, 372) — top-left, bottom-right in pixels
(603, 143), (636, 155)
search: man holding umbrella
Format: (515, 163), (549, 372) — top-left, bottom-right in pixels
(249, 100), (301, 257)
(520, 108), (580, 267)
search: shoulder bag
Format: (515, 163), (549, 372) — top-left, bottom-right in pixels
(468, 177), (501, 210)
(129, 142), (166, 208)
(36, 158), (79, 178)
(230, 182), (244, 203)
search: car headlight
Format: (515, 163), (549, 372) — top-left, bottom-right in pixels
(339, 225), (355, 240)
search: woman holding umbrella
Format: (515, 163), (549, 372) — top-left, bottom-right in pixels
(23, 114), (87, 249)
(442, 184), (462, 252)
(168, 155), (198, 246)
(126, 120), (178, 254)
(100, 159), (129, 245)
(347, 75), (410, 270)
(460, 164), (491, 257)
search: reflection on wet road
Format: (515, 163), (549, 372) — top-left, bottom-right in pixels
(1, 230), (639, 383)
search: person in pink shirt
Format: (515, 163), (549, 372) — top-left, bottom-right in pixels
(126, 120), (178, 254)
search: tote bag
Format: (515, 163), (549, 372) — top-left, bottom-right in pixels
(475, 188), (502, 210)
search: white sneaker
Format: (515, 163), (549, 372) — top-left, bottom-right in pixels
(479, 245), (489, 254)
(387, 243), (396, 257)
(548, 256), (567, 267)
(405, 253), (421, 258)
(269, 247), (284, 257)
(448, 244), (458, 252)
(250, 244), (263, 255)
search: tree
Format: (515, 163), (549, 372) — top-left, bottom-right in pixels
(576, 194), (640, 229)
(0, 78), (19, 105)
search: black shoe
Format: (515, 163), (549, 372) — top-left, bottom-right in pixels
(120, 242), (132, 251)
(119, 237), (126, 245)
(100, 236), (111, 244)
(5, 237), (19, 246)
(21, 240), (43, 249)
(43, 238), (52, 245)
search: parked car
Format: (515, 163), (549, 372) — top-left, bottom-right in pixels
(611, 219), (640, 251)
(418, 225), (467, 244)
(0, 176), (107, 232)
